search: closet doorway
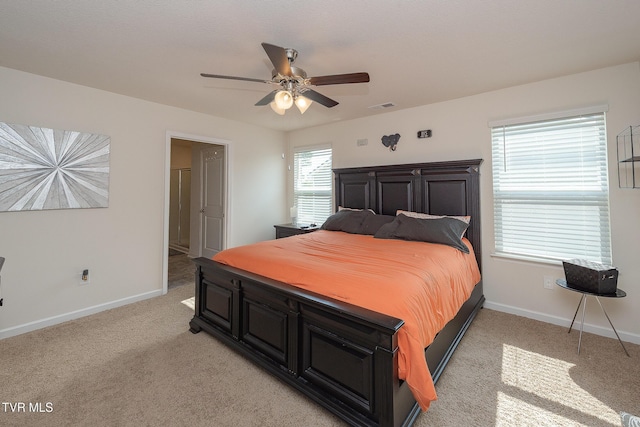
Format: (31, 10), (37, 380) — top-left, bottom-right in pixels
(165, 134), (230, 293)
(169, 167), (191, 253)
(169, 139), (193, 255)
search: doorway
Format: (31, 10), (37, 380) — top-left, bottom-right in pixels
(163, 132), (231, 294)
(169, 167), (191, 253)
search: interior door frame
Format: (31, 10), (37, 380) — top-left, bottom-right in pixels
(163, 131), (232, 295)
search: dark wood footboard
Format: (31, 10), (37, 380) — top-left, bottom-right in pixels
(190, 257), (484, 427)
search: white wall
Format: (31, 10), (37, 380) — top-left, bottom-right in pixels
(288, 62), (640, 344)
(0, 66), (287, 337)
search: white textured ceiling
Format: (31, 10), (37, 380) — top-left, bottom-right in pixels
(1, 0), (639, 132)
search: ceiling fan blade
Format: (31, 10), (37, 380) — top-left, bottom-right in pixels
(298, 88), (339, 108)
(308, 72), (370, 86)
(200, 73), (270, 84)
(261, 43), (292, 77)
(255, 90), (277, 106)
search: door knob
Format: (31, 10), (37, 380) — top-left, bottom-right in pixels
(199, 208), (205, 213)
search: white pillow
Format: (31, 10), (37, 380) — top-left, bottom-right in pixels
(396, 210), (470, 237)
(339, 206), (376, 214)
(396, 210), (470, 224)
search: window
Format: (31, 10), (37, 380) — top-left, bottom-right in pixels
(491, 109), (612, 265)
(293, 145), (332, 225)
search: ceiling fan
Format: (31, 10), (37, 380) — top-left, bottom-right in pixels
(201, 42), (370, 115)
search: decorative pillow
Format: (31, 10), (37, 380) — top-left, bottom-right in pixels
(396, 210), (471, 237)
(373, 220), (398, 239)
(321, 209), (373, 234)
(374, 214), (470, 253)
(359, 214), (395, 235)
(621, 412), (640, 427)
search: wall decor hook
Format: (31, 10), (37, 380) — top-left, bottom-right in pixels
(381, 133), (400, 151)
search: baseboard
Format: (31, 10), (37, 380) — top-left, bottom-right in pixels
(168, 243), (189, 254)
(0, 289), (163, 340)
(484, 300), (640, 345)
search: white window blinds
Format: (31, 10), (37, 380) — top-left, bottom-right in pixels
(491, 111), (612, 265)
(293, 145), (332, 225)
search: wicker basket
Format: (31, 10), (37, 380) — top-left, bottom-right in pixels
(562, 259), (618, 294)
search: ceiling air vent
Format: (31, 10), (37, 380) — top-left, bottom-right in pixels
(368, 102), (396, 110)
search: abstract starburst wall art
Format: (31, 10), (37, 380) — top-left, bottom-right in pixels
(0, 122), (110, 212)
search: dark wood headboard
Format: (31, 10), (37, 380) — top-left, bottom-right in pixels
(333, 159), (483, 270)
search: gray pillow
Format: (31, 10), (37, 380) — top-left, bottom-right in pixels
(374, 214), (470, 253)
(359, 214), (395, 235)
(374, 220), (399, 239)
(321, 209), (372, 234)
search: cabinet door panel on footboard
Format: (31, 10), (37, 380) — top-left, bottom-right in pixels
(302, 321), (375, 414)
(242, 297), (288, 365)
(197, 266), (242, 338)
(201, 279), (234, 333)
(241, 282), (300, 373)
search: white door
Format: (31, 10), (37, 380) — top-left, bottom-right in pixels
(200, 147), (225, 258)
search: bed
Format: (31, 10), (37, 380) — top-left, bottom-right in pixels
(189, 159), (484, 427)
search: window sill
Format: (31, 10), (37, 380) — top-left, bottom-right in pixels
(490, 252), (563, 267)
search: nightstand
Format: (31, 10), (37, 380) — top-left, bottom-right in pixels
(274, 223), (319, 239)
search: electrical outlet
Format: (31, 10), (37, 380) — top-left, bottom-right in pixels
(543, 275), (555, 290)
(357, 138), (368, 146)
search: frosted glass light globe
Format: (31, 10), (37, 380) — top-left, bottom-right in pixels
(274, 90), (294, 110)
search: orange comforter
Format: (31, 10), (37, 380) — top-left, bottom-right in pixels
(213, 230), (481, 410)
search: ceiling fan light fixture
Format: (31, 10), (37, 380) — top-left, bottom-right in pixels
(274, 90), (294, 110)
(201, 42), (370, 114)
(270, 101), (286, 115)
(295, 96), (312, 114)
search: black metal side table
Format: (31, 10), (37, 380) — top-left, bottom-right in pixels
(556, 279), (629, 357)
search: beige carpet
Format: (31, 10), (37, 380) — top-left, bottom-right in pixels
(1, 284), (638, 427)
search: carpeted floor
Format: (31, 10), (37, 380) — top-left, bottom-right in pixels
(1, 283), (638, 427)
